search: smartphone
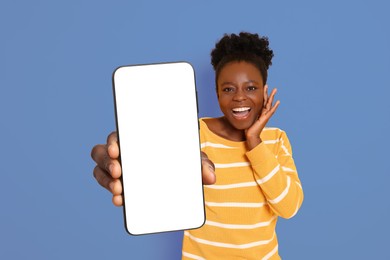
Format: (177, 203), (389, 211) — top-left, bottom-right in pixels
(112, 62), (205, 235)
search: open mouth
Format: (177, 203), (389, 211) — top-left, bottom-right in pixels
(231, 107), (251, 119)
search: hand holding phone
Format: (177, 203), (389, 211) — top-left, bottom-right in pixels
(112, 62), (205, 235)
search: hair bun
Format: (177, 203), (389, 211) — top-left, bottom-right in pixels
(211, 32), (274, 70)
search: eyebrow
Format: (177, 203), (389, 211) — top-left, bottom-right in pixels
(220, 80), (260, 86)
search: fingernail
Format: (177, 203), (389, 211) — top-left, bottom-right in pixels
(108, 163), (113, 173)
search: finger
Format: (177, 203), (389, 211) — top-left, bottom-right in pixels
(106, 132), (121, 179)
(111, 179), (123, 195)
(266, 88), (277, 110)
(93, 166), (123, 196)
(93, 165), (116, 193)
(112, 195), (123, 207)
(91, 144), (108, 168)
(91, 144), (122, 179)
(202, 161), (216, 185)
(269, 88), (277, 100)
(201, 152), (216, 185)
(107, 132), (119, 159)
(107, 131), (118, 144)
(263, 84), (268, 107)
(268, 100), (281, 116)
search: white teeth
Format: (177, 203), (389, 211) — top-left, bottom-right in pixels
(232, 107), (250, 112)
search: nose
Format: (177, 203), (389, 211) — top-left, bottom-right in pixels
(233, 89), (246, 101)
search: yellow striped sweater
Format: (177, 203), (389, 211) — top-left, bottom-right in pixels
(182, 118), (304, 260)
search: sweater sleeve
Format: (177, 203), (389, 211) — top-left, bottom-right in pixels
(245, 130), (304, 219)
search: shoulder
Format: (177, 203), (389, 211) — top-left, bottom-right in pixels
(198, 117), (228, 146)
(261, 127), (294, 155)
(261, 126), (291, 144)
(199, 117), (218, 134)
(199, 117), (210, 135)
(199, 117), (208, 130)
(199, 117), (208, 124)
(262, 126), (286, 137)
(199, 117), (216, 126)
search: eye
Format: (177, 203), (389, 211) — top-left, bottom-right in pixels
(222, 87), (234, 92)
(247, 86), (257, 91)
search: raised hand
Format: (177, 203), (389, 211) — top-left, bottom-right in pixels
(245, 85), (280, 150)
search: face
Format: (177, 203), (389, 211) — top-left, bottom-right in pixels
(217, 61), (264, 130)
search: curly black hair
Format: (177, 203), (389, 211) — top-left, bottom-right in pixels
(211, 32), (274, 85)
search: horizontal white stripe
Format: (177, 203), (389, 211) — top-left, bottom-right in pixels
(205, 216), (276, 229)
(182, 251), (205, 260)
(281, 166), (296, 172)
(263, 139), (280, 144)
(200, 142), (235, 149)
(205, 201), (266, 208)
(268, 176), (291, 204)
(206, 174), (291, 190)
(205, 181), (257, 190)
(263, 127), (279, 131)
(215, 162), (250, 168)
(257, 165), (280, 184)
(262, 244), (278, 260)
(184, 231), (275, 249)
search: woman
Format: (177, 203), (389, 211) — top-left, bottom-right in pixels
(91, 32), (304, 259)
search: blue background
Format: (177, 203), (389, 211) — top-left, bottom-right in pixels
(1, 0), (389, 259)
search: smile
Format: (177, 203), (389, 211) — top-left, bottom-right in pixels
(231, 107), (251, 119)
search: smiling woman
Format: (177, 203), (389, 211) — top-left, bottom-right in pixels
(91, 32), (304, 260)
(181, 32), (303, 260)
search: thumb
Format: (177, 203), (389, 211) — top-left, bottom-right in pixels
(201, 152), (216, 185)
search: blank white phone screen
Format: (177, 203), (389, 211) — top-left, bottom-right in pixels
(112, 62), (205, 235)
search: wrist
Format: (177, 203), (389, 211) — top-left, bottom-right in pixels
(246, 136), (262, 151)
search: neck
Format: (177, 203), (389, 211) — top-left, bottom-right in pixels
(218, 117), (246, 142)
